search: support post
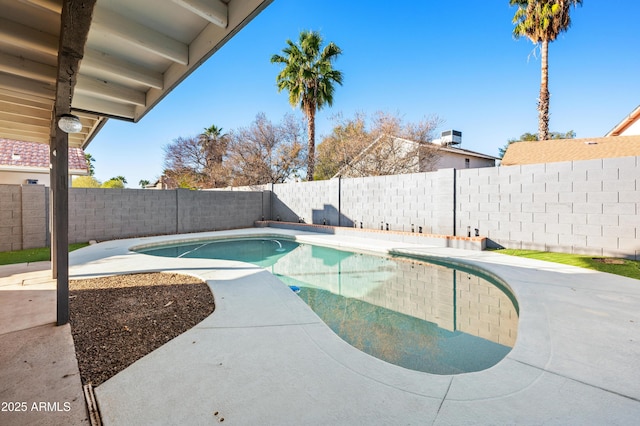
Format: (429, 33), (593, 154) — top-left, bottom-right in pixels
(51, 125), (69, 326)
(51, 0), (97, 325)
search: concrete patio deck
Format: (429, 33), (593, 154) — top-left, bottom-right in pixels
(2, 227), (640, 425)
(0, 261), (88, 426)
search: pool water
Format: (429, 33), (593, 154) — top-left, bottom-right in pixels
(137, 237), (518, 375)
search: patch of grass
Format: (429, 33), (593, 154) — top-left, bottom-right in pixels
(493, 249), (640, 280)
(0, 243), (89, 266)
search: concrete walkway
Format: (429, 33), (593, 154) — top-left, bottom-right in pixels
(0, 261), (88, 425)
(2, 227), (640, 425)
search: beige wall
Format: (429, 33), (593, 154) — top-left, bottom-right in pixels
(0, 170), (79, 187)
(0, 170), (50, 186)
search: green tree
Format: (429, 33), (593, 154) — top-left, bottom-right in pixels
(510, 0), (582, 141)
(139, 179), (150, 188)
(72, 175), (101, 188)
(271, 30), (343, 181)
(101, 176), (127, 189)
(499, 130), (576, 158)
(199, 124), (229, 187)
(84, 153), (95, 176)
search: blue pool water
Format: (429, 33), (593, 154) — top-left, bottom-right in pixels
(137, 237), (519, 375)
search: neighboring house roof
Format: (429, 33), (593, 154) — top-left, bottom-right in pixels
(0, 138), (88, 174)
(501, 135), (640, 166)
(606, 105), (640, 136)
(332, 135), (499, 178)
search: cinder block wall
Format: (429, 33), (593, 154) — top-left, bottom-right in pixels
(457, 157), (640, 258)
(0, 187), (265, 249)
(340, 169), (455, 234)
(20, 185), (47, 249)
(0, 184), (48, 251)
(0, 185), (24, 251)
(272, 179), (340, 225)
(69, 188), (263, 243)
(176, 189), (263, 234)
(69, 188), (178, 243)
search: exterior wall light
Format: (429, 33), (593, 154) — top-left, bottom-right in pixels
(58, 114), (82, 133)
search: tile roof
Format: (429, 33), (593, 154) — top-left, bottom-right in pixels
(0, 138), (88, 172)
(501, 135), (640, 166)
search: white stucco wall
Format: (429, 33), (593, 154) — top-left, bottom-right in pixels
(433, 151), (496, 170)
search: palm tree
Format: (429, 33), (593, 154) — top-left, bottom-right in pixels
(511, 0), (582, 141)
(271, 30), (343, 181)
(199, 124), (228, 187)
(84, 153), (95, 176)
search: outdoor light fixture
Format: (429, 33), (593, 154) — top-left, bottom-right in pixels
(58, 114), (82, 133)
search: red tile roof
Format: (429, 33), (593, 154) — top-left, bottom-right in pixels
(0, 138), (88, 172)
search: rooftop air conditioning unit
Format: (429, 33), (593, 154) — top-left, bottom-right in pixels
(440, 130), (462, 146)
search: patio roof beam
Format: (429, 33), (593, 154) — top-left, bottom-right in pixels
(0, 51), (57, 84)
(0, 112), (50, 127)
(21, 0), (62, 14)
(91, 6), (189, 65)
(82, 48), (164, 90)
(0, 102), (52, 120)
(172, 0), (228, 28)
(0, 92), (52, 111)
(0, 17), (58, 56)
(0, 73), (56, 99)
(71, 93), (136, 120)
(75, 75), (146, 107)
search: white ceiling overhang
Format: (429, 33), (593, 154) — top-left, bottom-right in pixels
(0, 0), (273, 148)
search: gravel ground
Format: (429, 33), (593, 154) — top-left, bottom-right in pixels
(69, 273), (215, 386)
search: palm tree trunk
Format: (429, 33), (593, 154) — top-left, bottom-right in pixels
(538, 40), (550, 141)
(306, 109), (316, 181)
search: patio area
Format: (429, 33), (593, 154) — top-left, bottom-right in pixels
(2, 227), (639, 425)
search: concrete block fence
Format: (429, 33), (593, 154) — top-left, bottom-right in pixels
(0, 184), (48, 251)
(458, 156), (640, 259)
(1, 156), (638, 259)
(0, 186), (265, 249)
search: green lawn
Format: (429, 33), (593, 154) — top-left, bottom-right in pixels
(0, 243), (89, 266)
(493, 249), (640, 280)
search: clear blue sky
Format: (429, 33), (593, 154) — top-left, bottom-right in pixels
(86, 0), (640, 187)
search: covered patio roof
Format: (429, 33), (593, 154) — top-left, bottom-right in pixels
(0, 0), (273, 148)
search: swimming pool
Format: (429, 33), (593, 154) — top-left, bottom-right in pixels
(137, 237), (518, 375)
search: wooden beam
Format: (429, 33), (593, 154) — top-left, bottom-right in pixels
(82, 48), (164, 89)
(0, 51), (57, 84)
(0, 17), (59, 56)
(0, 72), (56, 99)
(75, 74), (146, 106)
(72, 93), (136, 119)
(91, 6), (189, 65)
(172, 0), (228, 27)
(52, 0), (97, 327)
